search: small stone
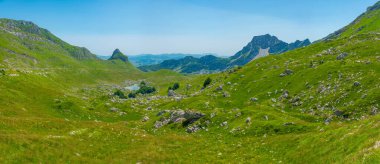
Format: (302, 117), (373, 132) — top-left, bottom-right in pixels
(337, 53), (348, 60)
(353, 81), (361, 87)
(142, 116), (150, 122)
(220, 121), (228, 127)
(283, 122), (295, 126)
(250, 97), (258, 102)
(109, 107), (120, 112)
(246, 117), (251, 124)
(168, 90), (176, 97)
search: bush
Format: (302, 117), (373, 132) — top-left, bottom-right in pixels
(169, 82), (180, 91)
(113, 90), (126, 99)
(128, 92), (136, 98)
(203, 77), (212, 88)
(137, 85), (156, 94)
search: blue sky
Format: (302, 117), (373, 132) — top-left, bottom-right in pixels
(0, 0), (378, 56)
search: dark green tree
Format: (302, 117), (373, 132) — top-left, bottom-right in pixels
(113, 90), (126, 99)
(203, 77), (212, 88)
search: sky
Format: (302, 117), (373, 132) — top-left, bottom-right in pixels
(0, 0), (378, 56)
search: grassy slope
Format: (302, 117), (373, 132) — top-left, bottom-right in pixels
(0, 2), (380, 163)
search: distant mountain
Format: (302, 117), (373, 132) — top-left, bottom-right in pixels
(108, 49), (129, 62)
(139, 55), (229, 74)
(140, 34), (311, 74)
(128, 53), (207, 66)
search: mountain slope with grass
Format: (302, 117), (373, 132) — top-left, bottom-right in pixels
(0, 1), (380, 163)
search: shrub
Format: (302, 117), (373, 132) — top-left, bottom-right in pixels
(128, 92), (136, 98)
(137, 85), (156, 94)
(113, 90), (126, 99)
(203, 77), (212, 88)
(168, 82), (180, 91)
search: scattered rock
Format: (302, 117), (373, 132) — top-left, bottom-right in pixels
(168, 90), (176, 97)
(324, 117), (332, 125)
(223, 92), (230, 98)
(282, 90), (289, 99)
(220, 121), (228, 127)
(246, 117), (251, 124)
(109, 107), (120, 112)
(334, 110), (344, 117)
(142, 116), (150, 122)
(250, 97), (258, 102)
(186, 125), (201, 133)
(215, 85), (223, 91)
(353, 81), (361, 87)
(235, 112), (242, 118)
(337, 53), (348, 60)
(280, 69), (293, 77)
(283, 122), (295, 126)
(371, 106), (378, 115)
(155, 110), (205, 129)
(264, 115), (269, 121)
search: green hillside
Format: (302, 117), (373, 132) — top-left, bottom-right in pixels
(0, 1), (380, 163)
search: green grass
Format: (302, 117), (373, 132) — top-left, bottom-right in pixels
(0, 2), (380, 163)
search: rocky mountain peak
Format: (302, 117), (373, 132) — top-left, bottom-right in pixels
(108, 48), (129, 62)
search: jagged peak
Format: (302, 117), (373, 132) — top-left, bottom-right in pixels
(108, 48), (129, 62)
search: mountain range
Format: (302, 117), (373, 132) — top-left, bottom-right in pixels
(139, 34), (311, 74)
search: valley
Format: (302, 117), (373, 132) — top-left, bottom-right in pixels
(0, 1), (380, 163)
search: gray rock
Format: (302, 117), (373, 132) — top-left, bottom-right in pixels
(371, 107), (378, 115)
(186, 125), (201, 133)
(250, 97), (258, 102)
(168, 90), (176, 97)
(337, 53), (348, 60)
(223, 92), (230, 98)
(283, 122), (295, 126)
(280, 69), (293, 77)
(154, 119), (170, 129)
(334, 110), (344, 116)
(353, 81), (361, 87)
(109, 107), (120, 112)
(246, 117), (251, 124)
(324, 117), (332, 125)
(235, 112), (242, 118)
(282, 90), (289, 99)
(142, 116), (150, 122)
(215, 85), (223, 91)
(220, 121), (228, 127)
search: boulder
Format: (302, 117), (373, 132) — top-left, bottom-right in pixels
(168, 90), (176, 97)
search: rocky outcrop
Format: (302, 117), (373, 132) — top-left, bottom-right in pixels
(108, 49), (129, 62)
(154, 110), (205, 132)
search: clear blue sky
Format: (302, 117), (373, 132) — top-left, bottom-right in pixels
(0, 0), (378, 56)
